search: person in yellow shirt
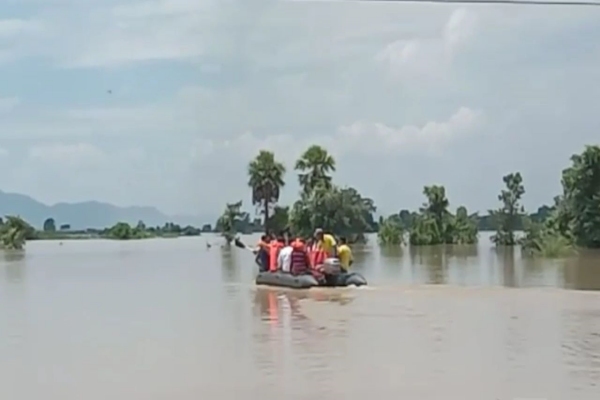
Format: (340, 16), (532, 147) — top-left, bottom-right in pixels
(314, 228), (337, 257)
(336, 237), (353, 272)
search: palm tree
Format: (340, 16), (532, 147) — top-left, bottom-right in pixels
(295, 145), (336, 196)
(247, 150), (286, 233)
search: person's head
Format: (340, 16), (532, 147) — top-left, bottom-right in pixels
(314, 228), (324, 240)
(291, 238), (305, 251)
(339, 236), (347, 245)
(276, 235), (285, 244)
(260, 234), (268, 242)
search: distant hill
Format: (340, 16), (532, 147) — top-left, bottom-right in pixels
(0, 190), (214, 229)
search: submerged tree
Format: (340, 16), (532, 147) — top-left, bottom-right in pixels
(490, 172), (525, 246)
(409, 185), (453, 245)
(0, 216), (35, 250)
(378, 215), (404, 246)
(559, 145), (600, 248)
(289, 184), (375, 242)
(520, 145), (600, 255)
(105, 222), (152, 240)
(247, 150), (286, 233)
(449, 206), (479, 245)
(216, 201), (246, 244)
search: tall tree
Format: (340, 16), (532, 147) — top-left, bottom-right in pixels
(557, 145), (600, 247)
(247, 150), (286, 233)
(491, 172), (525, 246)
(295, 145), (336, 196)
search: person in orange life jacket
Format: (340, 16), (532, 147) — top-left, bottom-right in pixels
(304, 238), (315, 266)
(268, 235), (285, 272)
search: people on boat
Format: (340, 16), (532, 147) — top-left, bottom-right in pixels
(277, 238), (293, 273)
(291, 238), (326, 283)
(337, 236), (353, 273)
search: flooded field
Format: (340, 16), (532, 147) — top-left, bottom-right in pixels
(1, 233), (599, 399)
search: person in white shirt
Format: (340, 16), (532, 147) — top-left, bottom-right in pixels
(277, 242), (294, 273)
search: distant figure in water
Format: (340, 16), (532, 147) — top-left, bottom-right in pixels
(206, 241), (212, 250)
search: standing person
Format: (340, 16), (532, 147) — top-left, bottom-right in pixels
(254, 234), (271, 272)
(336, 237), (353, 273)
(268, 235), (285, 272)
(314, 228), (337, 258)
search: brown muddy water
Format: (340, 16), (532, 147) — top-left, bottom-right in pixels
(1, 233), (599, 399)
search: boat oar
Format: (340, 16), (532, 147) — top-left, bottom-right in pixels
(234, 237), (255, 253)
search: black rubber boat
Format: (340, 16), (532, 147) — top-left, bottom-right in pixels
(255, 271), (367, 289)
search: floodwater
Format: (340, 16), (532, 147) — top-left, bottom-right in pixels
(1, 233), (599, 399)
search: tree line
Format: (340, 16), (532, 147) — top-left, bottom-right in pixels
(0, 218), (205, 249)
(216, 144), (600, 257)
(2, 144), (598, 256)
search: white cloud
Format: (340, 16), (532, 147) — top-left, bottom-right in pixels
(190, 106), (484, 162)
(375, 8), (477, 82)
(338, 107), (483, 156)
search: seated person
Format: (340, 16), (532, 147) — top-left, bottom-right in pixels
(277, 239), (293, 273)
(289, 238), (311, 276)
(336, 237), (353, 273)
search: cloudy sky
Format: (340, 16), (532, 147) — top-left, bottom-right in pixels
(0, 0), (599, 218)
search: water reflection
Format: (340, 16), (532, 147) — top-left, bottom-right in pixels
(2, 250), (26, 283)
(410, 245), (447, 284)
(220, 245), (240, 282)
(564, 250), (600, 290)
(496, 246), (517, 288)
(253, 287), (355, 323)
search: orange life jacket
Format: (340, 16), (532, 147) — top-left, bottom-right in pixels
(312, 249), (327, 267)
(269, 241), (283, 272)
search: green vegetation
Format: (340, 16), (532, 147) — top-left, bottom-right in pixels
(2, 144), (599, 259)
(0, 216), (35, 250)
(405, 186), (478, 246)
(214, 144), (600, 259)
(378, 215), (404, 246)
(217, 145), (377, 243)
(248, 150), (286, 233)
(0, 217), (204, 249)
(490, 172), (525, 246)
